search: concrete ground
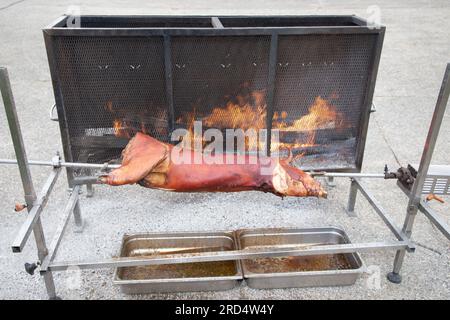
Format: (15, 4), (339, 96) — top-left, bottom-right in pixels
(0, 0), (449, 300)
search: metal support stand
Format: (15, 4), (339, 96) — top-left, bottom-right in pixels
(73, 202), (84, 233)
(387, 64), (450, 283)
(0, 68), (57, 299)
(1, 64), (449, 298)
(346, 179), (358, 217)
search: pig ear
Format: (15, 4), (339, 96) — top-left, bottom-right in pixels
(279, 146), (293, 164)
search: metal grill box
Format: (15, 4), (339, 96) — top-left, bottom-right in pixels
(44, 15), (384, 181)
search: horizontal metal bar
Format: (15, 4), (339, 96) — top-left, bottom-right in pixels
(63, 162), (120, 169)
(353, 179), (415, 251)
(72, 173), (387, 186)
(47, 14), (369, 23)
(44, 26), (384, 37)
(318, 172), (385, 178)
(0, 159), (54, 166)
(1, 158), (388, 179)
(68, 171), (387, 180)
(40, 186), (80, 273)
(48, 241), (408, 271)
(419, 200), (450, 241)
(0, 159), (384, 179)
(11, 168), (61, 253)
(72, 177), (100, 185)
(0, 158), (120, 170)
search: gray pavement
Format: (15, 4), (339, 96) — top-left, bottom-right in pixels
(0, 0), (449, 299)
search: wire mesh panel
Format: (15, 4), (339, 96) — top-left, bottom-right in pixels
(51, 36), (167, 166)
(171, 36), (271, 129)
(272, 34), (378, 170)
(44, 15), (384, 176)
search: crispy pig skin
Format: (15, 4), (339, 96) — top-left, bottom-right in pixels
(100, 132), (327, 198)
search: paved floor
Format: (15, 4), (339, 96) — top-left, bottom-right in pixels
(0, 0), (449, 299)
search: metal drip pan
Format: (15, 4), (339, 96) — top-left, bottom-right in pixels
(113, 231), (242, 294)
(236, 227), (364, 289)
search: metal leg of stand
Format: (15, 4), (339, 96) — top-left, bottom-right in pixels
(86, 183), (94, 198)
(346, 179), (358, 217)
(73, 201), (84, 233)
(326, 176), (336, 187)
(388, 64), (450, 284)
(0, 67), (58, 299)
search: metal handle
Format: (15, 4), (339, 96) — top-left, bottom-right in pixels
(49, 104), (58, 121)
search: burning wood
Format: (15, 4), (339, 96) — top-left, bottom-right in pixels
(100, 132), (327, 198)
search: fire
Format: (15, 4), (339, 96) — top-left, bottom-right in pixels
(109, 88), (345, 156)
(203, 90), (267, 131)
(274, 96), (343, 132)
(113, 119), (130, 138)
(272, 96), (344, 147)
(177, 90), (344, 154)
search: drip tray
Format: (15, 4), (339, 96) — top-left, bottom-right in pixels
(236, 227), (364, 289)
(113, 231), (243, 294)
(113, 228), (364, 294)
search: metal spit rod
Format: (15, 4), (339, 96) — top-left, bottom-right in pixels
(0, 158), (386, 178)
(0, 158), (121, 170)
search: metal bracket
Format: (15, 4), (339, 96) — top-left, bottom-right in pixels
(384, 164), (418, 191)
(11, 168), (61, 253)
(49, 104), (58, 121)
(51, 153), (61, 168)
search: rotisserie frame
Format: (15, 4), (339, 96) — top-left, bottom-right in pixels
(2, 15), (449, 299)
(43, 15), (385, 187)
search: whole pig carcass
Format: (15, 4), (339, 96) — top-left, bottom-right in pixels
(100, 132), (327, 198)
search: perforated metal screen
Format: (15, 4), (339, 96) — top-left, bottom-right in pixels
(44, 16), (383, 176)
(171, 36), (270, 127)
(273, 34), (378, 170)
(52, 36), (168, 165)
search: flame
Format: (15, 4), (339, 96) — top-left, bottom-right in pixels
(279, 96), (343, 132)
(177, 90), (344, 154)
(113, 119), (130, 138)
(109, 88), (345, 156)
(177, 90), (268, 150)
(272, 96), (344, 148)
(204, 103), (266, 131)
